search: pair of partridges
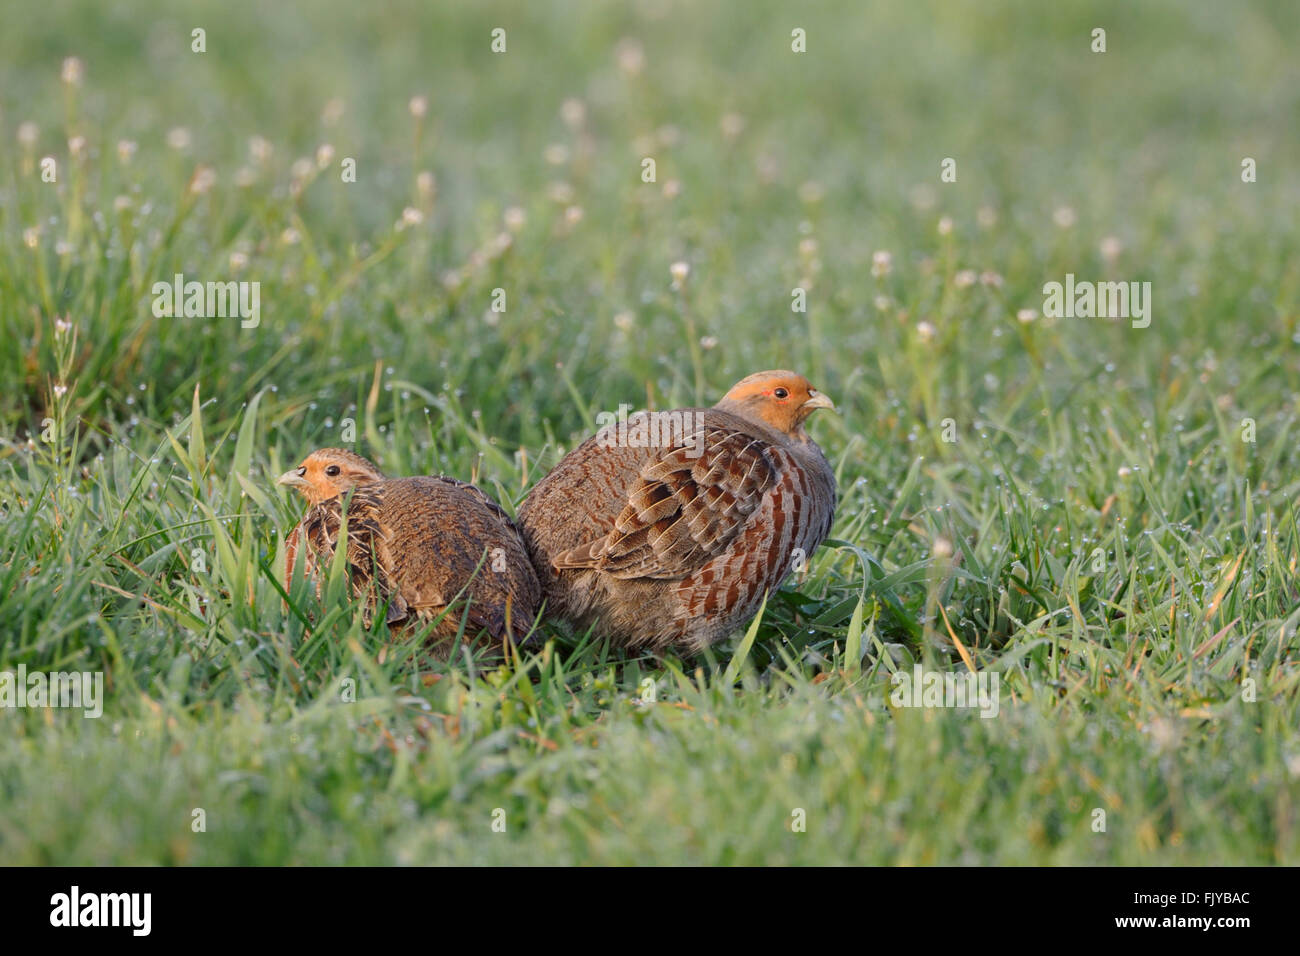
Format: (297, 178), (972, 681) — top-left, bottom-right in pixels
(278, 370), (837, 655)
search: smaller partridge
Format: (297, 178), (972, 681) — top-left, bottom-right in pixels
(518, 370), (837, 652)
(278, 448), (540, 652)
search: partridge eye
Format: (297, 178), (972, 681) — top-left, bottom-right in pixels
(773, 387), (789, 399)
(325, 465), (341, 477)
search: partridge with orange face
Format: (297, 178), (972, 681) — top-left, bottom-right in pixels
(518, 371), (837, 651)
(278, 449), (539, 651)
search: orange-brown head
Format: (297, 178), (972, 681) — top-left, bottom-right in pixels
(276, 448), (384, 506)
(713, 370), (834, 438)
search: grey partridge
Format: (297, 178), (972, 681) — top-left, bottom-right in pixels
(278, 448), (540, 651)
(518, 370), (837, 652)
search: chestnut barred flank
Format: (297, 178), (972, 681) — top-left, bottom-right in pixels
(518, 371), (836, 651)
(280, 449), (540, 654)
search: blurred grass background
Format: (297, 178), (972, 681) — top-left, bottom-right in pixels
(0, 0), (1298, 864)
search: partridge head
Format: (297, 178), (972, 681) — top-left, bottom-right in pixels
(713, 370), (835, 438)
(277, 448), (384, 505)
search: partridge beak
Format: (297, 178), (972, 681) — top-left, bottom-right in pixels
(803, 390), (835, 412)
(277, 469), (307, 488)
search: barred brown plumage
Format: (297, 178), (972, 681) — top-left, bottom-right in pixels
(518, 371), (837, 651)
(278, 448), (540, 654)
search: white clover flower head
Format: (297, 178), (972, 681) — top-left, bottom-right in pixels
(933, 537), (954, 559)
(560, 98), (586, 130)
(979, 270), (1004, 288)
(401, 206), (424, 227)
(916, 321), (937, 341)
(248, 135), (273, 164)
(544, 143), (569, 166)
(166, 127), (192, 151)
(954, 269), (977, 288)
(17, 122), (39, 148)
(669, 261), (690, 288)
(1118, 466), (1133, 478)
(874, 295), (891, 311)
(661, 178), (681, 199)
(190, 166), (217, 195)
(720, 113), (745, 139)
(615, 38), (645, 75)
(229, 251), (249, 271)
(61, 57), (84, 86)
(504, 206), (527, 232)
(613, 310), (635, 331)
(416, 171), (436, 199)
(23, 227), (40, 249)
(290, 157), (313, 181)
(699, 335), (719, 350)
(563, 205), (584, 226)
(1016, 308), (1037, 324)
(1099, 235), (1123, 260)
(53, 383), (68, 397)
(937, 216), (954, 236)
(117, 139), (137, 164)
(871, 250), (893, 277)
(409, 95), (428, 118)
(55, 316), (73, 334)
(315, 144), (335, 169)
(977, 206), (997, 229)
(280, 227), (301, 245)
(1053, 205), (1077, 228)
(799, 238), (819, 258)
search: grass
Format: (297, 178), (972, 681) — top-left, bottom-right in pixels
(1, 0), (1299, 864)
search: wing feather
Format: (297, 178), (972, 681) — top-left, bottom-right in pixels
(552, 424), (777, 580)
